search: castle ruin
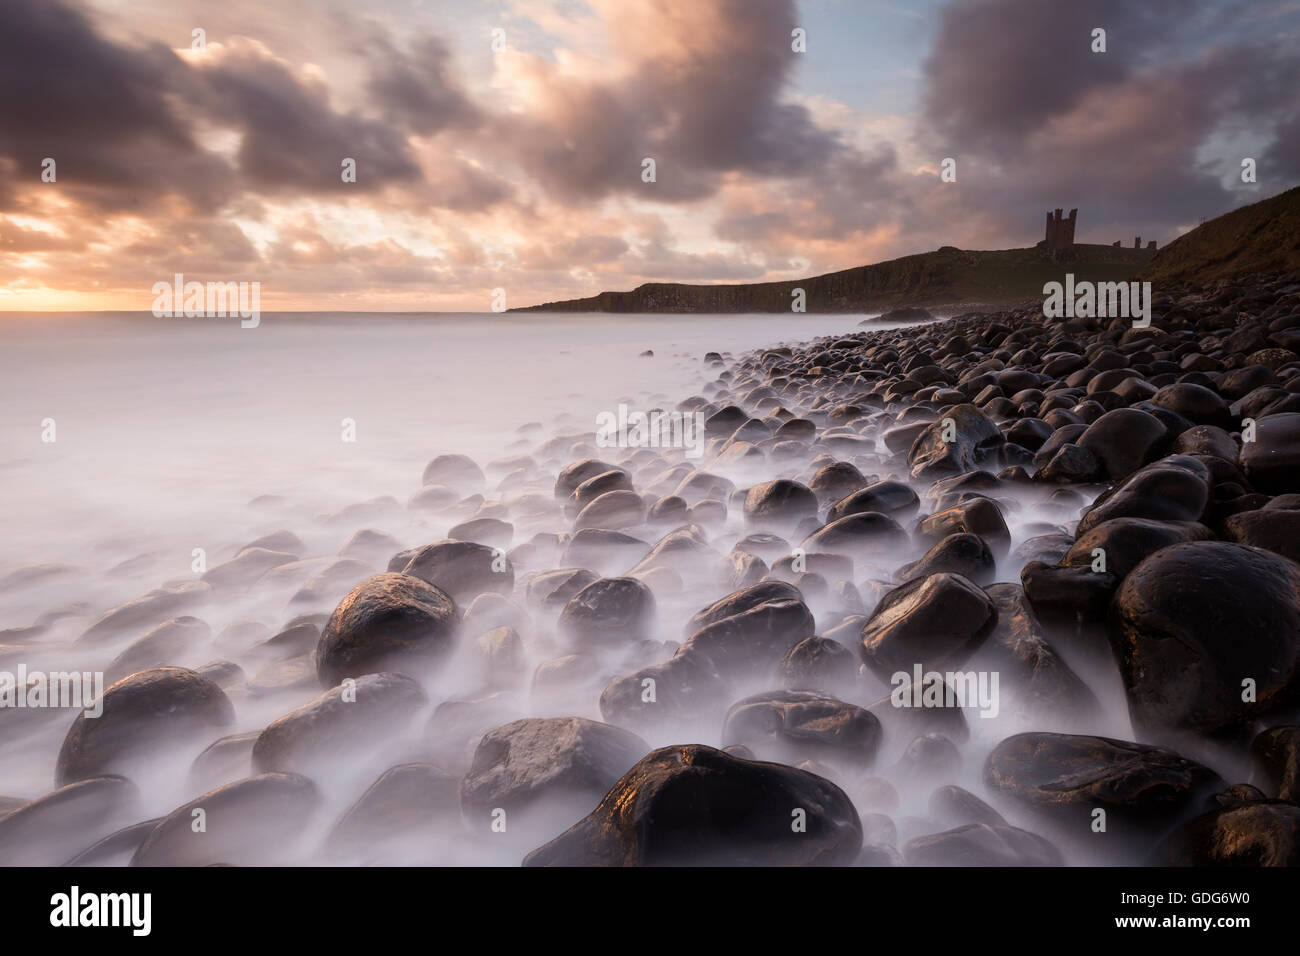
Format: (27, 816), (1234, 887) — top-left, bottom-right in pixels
(1044, 208), (1077, 252)
(1041, 208), (1158, 253)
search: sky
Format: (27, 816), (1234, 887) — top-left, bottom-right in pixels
(0, 0), (1297, 312)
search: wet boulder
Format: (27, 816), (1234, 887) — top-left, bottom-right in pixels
(574, 491), (646, 531)
(252, 673), (427, 777)
(681, 590), (815, 678)
(0, 776), (139, 866)
(56, 667), (234, 786)
(779, 636), (859, 696)
(315, 572), (460, 688)
(132, 772), (321, 866)
(599, 649), (728, 730)
(1251, 725), (1300, 801)
(722, 690), (881, 768)
(1076, 408), (1168, 480)
(827, 480), (920, 522)
(975, 584), (1097, 714)
(743, 479), (819, 533)
(522, 745), (862, 866)
(801, 512), (908, 557)
(1239, 413), (1300, 494)
(907, 404), (1003, 480)
(1152, 802), (1300, 866)
(896, 533), (995, 585)
(460, 717), (648, 819)
(917, 497), (1011, 557)
(903, 823), (1063, 867)
(1109, 541), (1300, 737)
(328, 763), (460, 860)
(859, 573), (997, 681)
(1076, 456), (1210, 534)
(422, 453), (486, 491)
(1225, 508), (1300, 563)
(401, 540), (514, 604)
(1061, 517), (1213, 581)
(557, 577), (656, 647)
(985, 732), (1222, 829)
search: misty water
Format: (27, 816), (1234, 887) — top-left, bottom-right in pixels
(0, 311), (1145, 865)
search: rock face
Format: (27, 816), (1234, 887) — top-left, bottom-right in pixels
(459, 717), (648, 818)
(522, 745), (862, 866)
(56, 668), (234, 786)
(1108, 541), (1300, 737)
(985, 733), (1222, 825)
(859, 573), (998, 680)
(315, 573), (460, 688)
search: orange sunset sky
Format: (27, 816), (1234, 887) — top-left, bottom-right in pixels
(0, 0), (1296, 312)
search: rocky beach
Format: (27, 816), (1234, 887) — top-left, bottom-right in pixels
(3, 269), (1299, 867)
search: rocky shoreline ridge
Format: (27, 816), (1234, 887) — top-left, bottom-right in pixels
(3, 268), (1300, 867)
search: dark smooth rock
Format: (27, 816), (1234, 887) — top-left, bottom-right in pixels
(896, 533), (995, 585)
(522, 745), (862, 866)
(986, 732), (1222, 826)
(252, 673), (427, 776)
(315, 572), (460, 688)
(859, 573), (997, 680)
(460, 717), (647, 817)
(1152, 802), (1300, 866)
(1240, 413), (1300, 494)
(132, 772), (320, 866)
(1251, 726), (1300, 801)
(599, 649), (728, 730)
(1077, 408), (1169, 480)
(1109, 541), (1300, 736)
(903, 823), (1063, 866)
(401, 540), (514, 604)
(743, 479), (819, 533)
(56, 668), (234, 786)
(557, 577), (656, 647)
(722, 690), (881, 768)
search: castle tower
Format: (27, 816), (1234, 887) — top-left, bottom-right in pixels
(1044, 208), (1077, 252)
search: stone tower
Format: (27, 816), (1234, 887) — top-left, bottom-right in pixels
(1044, 208), (1077, 252)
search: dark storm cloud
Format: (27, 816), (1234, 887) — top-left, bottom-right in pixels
(0, 0), (234, 211)
(506, 0), (850, 203)
(193, 48), (425, 194)
(359, 32), (481, 136)
(917, 0), (1300, 242)
(0, 0), (505, 209)
(922, 0), (1203, 155)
